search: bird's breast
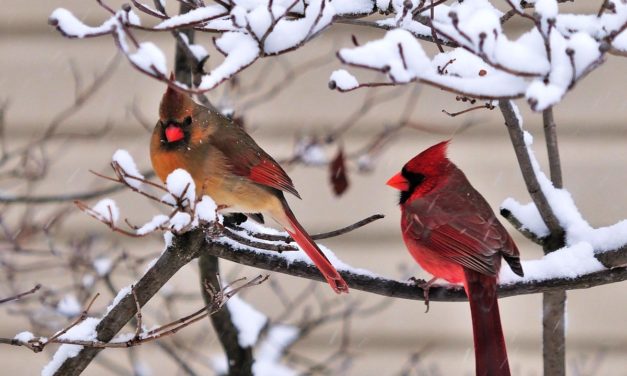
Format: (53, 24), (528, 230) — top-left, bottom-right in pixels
(401, 214), (465, 284)
(151, 149), (189, 183)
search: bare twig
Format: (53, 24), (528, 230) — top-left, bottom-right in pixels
(240, 214), (384, 243)
(0, 284), (42, 304)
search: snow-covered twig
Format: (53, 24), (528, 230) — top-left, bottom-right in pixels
(77, 150), (385, 253)
(499, 100), (565, 246)
(2, 277), (266, 354)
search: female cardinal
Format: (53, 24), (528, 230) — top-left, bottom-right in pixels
(387, 141), (524, 376)
(150, 86), (349, 294)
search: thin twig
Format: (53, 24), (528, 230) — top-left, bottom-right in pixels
(0, 284), (42, 304)
(240, 214), (384, 243)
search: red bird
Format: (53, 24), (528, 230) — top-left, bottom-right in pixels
(387, 141), (523, 376)
(150, 86), (349, 293)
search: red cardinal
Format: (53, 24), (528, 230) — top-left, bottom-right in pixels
(151, 86), (349, 293)
(387, 141), (523, 376)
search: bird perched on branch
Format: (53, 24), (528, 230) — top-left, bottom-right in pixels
(387, 140), (524, 376)
(150, 85), (349, 294)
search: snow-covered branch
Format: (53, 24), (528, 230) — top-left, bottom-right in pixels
(50, 0), (626, 110)
(331, 0), (627, 110)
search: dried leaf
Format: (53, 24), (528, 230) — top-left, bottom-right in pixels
(329, 148), (349, 196)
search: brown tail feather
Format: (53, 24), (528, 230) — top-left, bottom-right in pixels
(280, 201), (349, 294)
(464, 269), (511, 376)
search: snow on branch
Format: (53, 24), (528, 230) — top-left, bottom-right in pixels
(3, 276), (266, 376)
(50, 0), (626, 108)
(76, 150), (384, 252)
(73, 150), (627, 300)
(5, 144), (623, 373)
(499, 130), (627, 267)
(50, 0), (339, 93)
(331, 0), (627, 110)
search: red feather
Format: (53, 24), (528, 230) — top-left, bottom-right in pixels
(281, 199), (349, 293)
(248, 159), (300, 198)
(212, 124), (301, 198)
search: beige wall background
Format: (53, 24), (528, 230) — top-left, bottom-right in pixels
(1, 1), (626, 375)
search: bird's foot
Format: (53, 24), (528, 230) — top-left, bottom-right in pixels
(409, 277), (438, 313)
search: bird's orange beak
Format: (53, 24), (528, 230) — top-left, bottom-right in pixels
(165, 124), (184, 143)
(386, 172), (409, 191)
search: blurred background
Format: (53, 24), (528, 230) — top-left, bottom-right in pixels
(1, 0), (626, 374)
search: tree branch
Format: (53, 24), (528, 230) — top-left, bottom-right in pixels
(204, 230), (627, 301)
(541, 106), (566, 376)
(24, 221), (627, 374)
(199, 252), (254, 376)
(498, 100), (565, 250)
(543, 107), (563, 189)
(51, 230), (205, 376)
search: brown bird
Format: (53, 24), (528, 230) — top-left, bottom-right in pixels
(150, 86), (349, 294)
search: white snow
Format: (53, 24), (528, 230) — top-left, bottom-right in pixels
(566, 32), (601, 76)
(254, 325), (299, 376)
(501, 129), (627, 270)
(112, 150), (144, 189)
(49, 8), (117, 38)
(82, 275), (95, 288)
(91, 198), (120, 224)
(295, 139), (327, 165)
(93, 257), (112, 276)
(196, 195), (218, 221)
(329, 69), (359, 91)
(179, 33), (209, 62)
(155, 5), (227, 29)
(105, 285), (132, 314)
(239, 218), (287, 236)
(226, 295), (268, 347)
(41, 317), (100, 376)
(57, 294), (82, 317)
(169, 212), (192, 232)
(165, 169), (196, 206)
(500, 242), (605, 283)
(217, 226), (382, 279)
(212, 323), (299, 376)
(199, 32), (260, 90)
(262, 0), (335, 54)
(525, 81), (566, 111)
(337, 28), (532, 98)
(160, 192), (177, 206)
(136, 214), (170, 235)
(534, 0), (559, 19)
(376, 0), (391, 12)
(501, 197), (549, 238)
(163, 231), (174, 249)
(613, 28), (627, 51)
(339, 29), (431, 83)
(14, 331), (35, 343)
(333, 0), (374, 15)
(129, 42), (168, 76)
(357, 154), (374, 172)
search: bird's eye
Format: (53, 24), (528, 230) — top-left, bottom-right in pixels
(183, 116), (192, 126)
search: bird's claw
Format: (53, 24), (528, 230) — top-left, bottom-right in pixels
(409, 277), (438, 313)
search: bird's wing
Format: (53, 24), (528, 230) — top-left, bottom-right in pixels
(404, 178), (520, 277)
(212, 118), (301, 198)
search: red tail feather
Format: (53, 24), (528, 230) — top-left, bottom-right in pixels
(464, 269), (511, 376)
(281, 202), (349, 294)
